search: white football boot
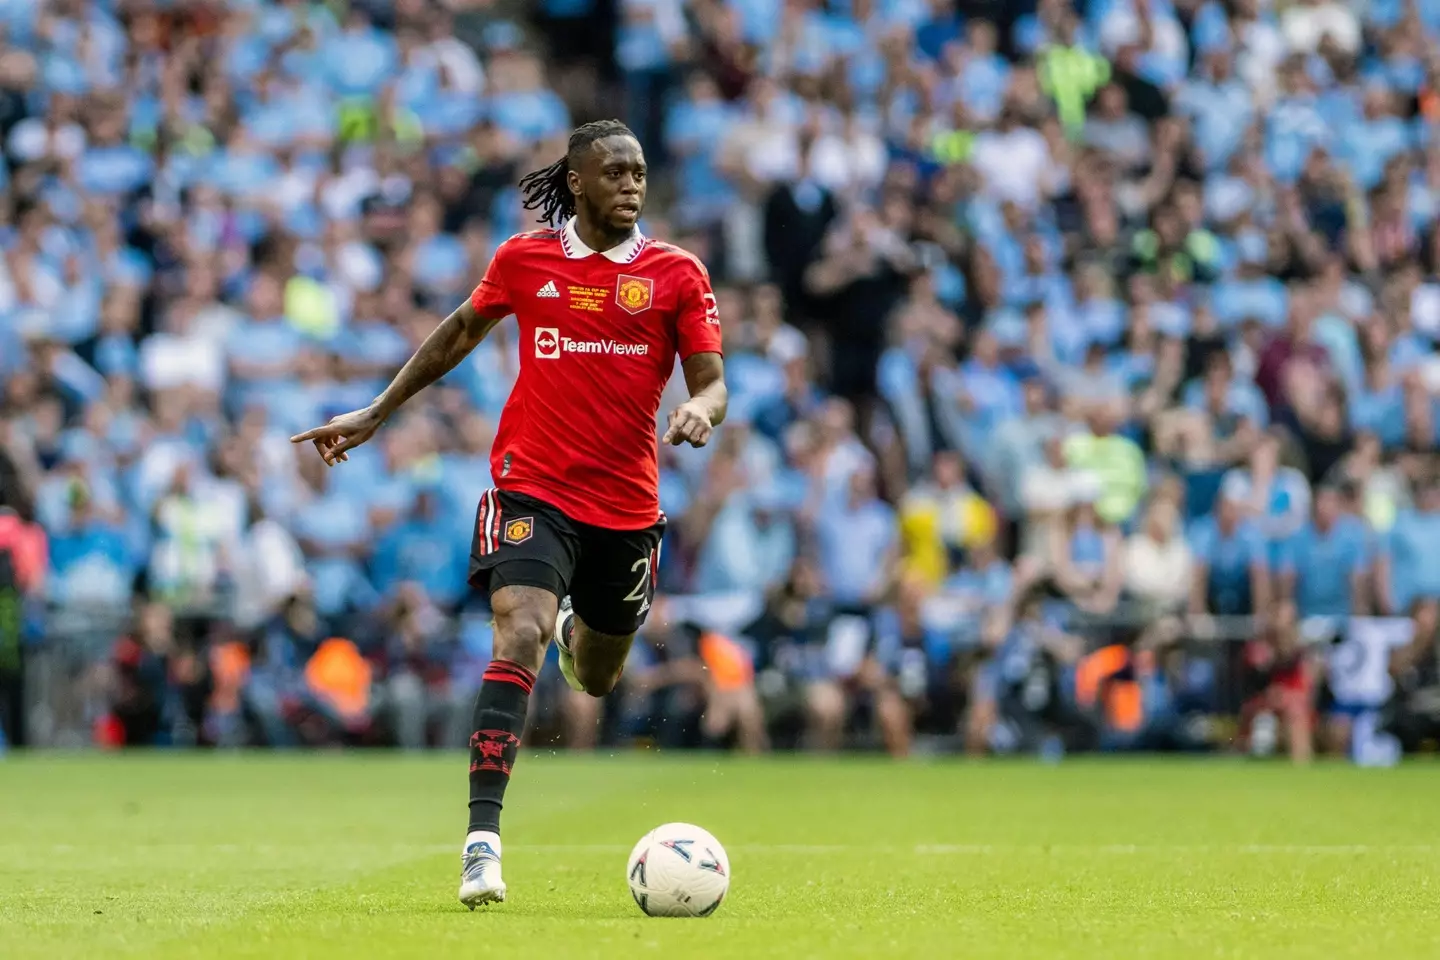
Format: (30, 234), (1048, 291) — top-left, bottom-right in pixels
(458, 833), (506, 909)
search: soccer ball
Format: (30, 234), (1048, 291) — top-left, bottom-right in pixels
(626, 822), (730, 918)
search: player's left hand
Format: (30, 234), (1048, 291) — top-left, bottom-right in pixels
(663, 400), (715, 447)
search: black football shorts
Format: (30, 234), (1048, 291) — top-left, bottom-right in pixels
(468, 489), (665, 636)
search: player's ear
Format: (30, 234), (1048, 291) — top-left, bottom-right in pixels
(567, 167), (583, 199)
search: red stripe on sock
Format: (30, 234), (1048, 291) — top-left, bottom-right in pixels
(482, 659), (536, 695)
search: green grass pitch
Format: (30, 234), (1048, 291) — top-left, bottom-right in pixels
(4, 754), (1439, 959)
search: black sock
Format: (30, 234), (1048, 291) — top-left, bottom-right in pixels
(467, 659), (535, 836)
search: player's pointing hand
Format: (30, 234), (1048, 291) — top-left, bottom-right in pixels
(291, 405), (387, 466)
(663, 399), (714, 448)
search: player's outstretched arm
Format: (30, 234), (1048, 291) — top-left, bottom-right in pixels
(291, 299), (500, 465)
(663, 351), (727, 448)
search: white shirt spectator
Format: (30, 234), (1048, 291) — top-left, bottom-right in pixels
(1235, 19), (1287, 105)
(1100, 4), (1189, 67)
(1410, 283), (1440, 340)
(1123, 527), (1193, 611)
(233, 518), (309, 630)
(321, 167), (382, 222)
(333, 240), (385, 293)
(808, 125), (887, 194)
(134, 441), (198, 512)
(272, 163), (320, 216)
(820, 438), (876, 504)
(1122, 497), (1193, 610)
(7, 118), (85, 164)
(767, 324), (809, 366)
(422, 36), (485, 95)
(1281, 0), (1360, 54)
(1021, 463), (1098, 516)
(190, 299), (245, 348)
(139, 329), (226, 394)
(743, 121), (801, 184)
(190, 472), (249, 548)
(970, 125), (1054, 208)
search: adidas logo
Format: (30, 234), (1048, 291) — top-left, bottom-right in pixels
(537, 280), (560, 298)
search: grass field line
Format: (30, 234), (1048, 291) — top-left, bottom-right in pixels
(12, 841), (1437, 856)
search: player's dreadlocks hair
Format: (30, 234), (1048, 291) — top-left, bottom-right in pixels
(518, 119), (636, 226)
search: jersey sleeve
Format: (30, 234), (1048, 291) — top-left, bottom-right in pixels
(673, 256), (724, 360)
(469, 239), (514, 320)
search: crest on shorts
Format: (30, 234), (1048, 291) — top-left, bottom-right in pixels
(503, 517), (534, 545)
(615, 275), (653, 314)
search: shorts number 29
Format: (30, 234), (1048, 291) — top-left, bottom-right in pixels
(623, 556), (652, 615)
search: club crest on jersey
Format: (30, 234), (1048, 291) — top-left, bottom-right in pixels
(615, 275), (654, 315)
(503, 517), (534, 545)
(535, 327), (560, 359)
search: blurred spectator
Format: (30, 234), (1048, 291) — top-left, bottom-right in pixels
(744, 557), (841, 749)
(1386, 599), (1440, 751)
(1188, 486), (1271, 618)
(1064, 399), (1147, 527)
(375, 583), (456, 750)
(1237, 600), (1313, 763)
(688, 444), (797, 595)
(1220, 431), (1313, 545)
(97, 602), (212, 748)
(814, 466), (897, 611)
(863, 572), (949, 757)
(0, 503), (45, 747)
(898, 451), (996, 587)
(1044, 495), (1124, 617)
(244, 590), (326, 747)
(1377, 473), (1440, 616)
(1278, 483), (1372, 618)
(1017, 431), (1094, 559)
(0, 505), (47, 598)
(1123, 496), (1193, 615)
(624, 596), (765, 753)
(966, 589), (1084, 756)
(370, 489), (470, 610)
(46, 481), (136, 607)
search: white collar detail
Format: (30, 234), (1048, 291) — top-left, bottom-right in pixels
(561, 217), (646, 264)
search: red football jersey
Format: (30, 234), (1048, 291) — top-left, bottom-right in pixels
(470, 218), (723, 530)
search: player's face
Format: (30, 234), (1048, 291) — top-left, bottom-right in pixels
(574, 135), (647, 234)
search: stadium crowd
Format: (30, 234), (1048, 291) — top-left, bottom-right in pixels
(5, 0), (1440, 761)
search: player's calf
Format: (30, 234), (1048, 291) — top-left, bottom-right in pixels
(569, 620), (635, 697)
(564, 618), (633, 697)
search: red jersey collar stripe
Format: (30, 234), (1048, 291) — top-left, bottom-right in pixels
(561, 217), (647, 264)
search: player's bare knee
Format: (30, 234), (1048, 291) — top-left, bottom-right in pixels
(490, 586), (557, 673)
(493, 613), (549, 672)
